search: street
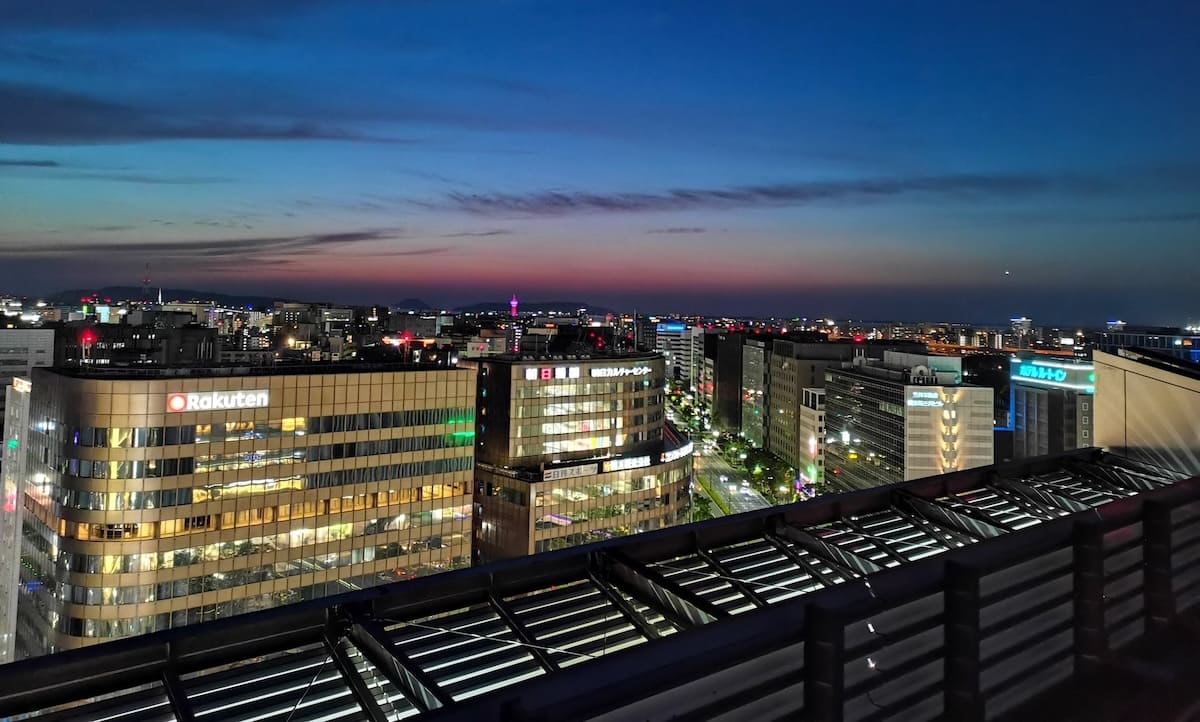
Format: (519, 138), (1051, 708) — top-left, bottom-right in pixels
(694, 445), (771, 515)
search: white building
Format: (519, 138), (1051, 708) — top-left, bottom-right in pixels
(825, 351), (994, 489)
(0, 377), (31, 664)
(0, 329), (53, 433)
(654, 322), (690, 382)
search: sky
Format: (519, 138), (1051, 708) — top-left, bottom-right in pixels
(0, 1), (1198, 325)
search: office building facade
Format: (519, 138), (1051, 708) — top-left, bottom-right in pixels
(11, 364), (475, 658)
(0, 329), (53, 435)
(824, 352), (993, 490)
(1095, 349), (1200, 475)
(654, 323), (690, 382)
(1, 378), (31, 664)
(1010, 358), (1095, 458)
(741, 339), (767, 447)
(765, 341), (856, 472)
(797, 388), (825, 493)
(464, 354), (692, 561)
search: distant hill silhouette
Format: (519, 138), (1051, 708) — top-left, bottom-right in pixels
(49, 286), (283, 309)
(455, 300), (613, 315)
(393, 298), (435, 311)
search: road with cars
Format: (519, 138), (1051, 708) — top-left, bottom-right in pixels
(693, 440), (771, 515)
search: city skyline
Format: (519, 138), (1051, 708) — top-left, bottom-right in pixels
(1, 1), (1198, 323)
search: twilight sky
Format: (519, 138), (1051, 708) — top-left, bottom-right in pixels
(1, 1), (1198, 324)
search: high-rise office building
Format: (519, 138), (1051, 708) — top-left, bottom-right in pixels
(765, 341), (857, 472)
(824, 351), (994, 490)
(0, 329), (53, 435)
(741, 339), (767, 447)
(9, 363), (475, 659)
(654, 322), (689, 381)
(464, 353), (692, 562)
(1010, 357), (1095, 458)
(796, 388), (825, 492)
(1, 377), (31, 664)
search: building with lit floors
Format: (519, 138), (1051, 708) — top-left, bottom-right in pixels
(0, 329), (53, 435)
(824, 351), (994, 490)
(1010, 357), (1095, 458)
(1, 377), (31, 664)
(653, 322), (689, 381)
(796, 388), (825, 492)
(9, 363), (476, 659)
(462, 353), (692, 562)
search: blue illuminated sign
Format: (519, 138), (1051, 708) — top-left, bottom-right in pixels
(1010, 359), (1094, 393)
(1017, 364), (1067, 383)
(656, 323), (686, 333)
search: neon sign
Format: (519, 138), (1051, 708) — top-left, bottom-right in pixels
(1010, 360), (1095, 392)
(1016, 364), (1067, 383)
(524, 366), (581, 381)
(167, 389), (269, 412)
(603, 455), (652, 472)
(906, 389), (944, 408)
(590, 366), (652, 378)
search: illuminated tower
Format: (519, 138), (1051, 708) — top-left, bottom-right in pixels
(507, 293), (523, 353)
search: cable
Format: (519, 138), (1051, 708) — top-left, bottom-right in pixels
(284, 649), (332, 722)
(386, 617), (598, 662)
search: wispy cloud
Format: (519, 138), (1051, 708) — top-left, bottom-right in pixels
(647, 227), (706, 234)
(0, 230), (402, 259)
(0, 0), (336, 31)
(437, 173), (1108, 217)
(440, 229), (512, 238)
(0, 159), (60, 167)
(0, 82), (416, 145)
(1113, 211), (1200, 223)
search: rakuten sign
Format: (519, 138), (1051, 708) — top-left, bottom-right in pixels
(166, 390), (270, 413)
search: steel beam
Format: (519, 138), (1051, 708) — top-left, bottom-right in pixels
(597, 550), (727, 628)
(763, 531), (841, 588)
(997, 477), (1091, 514)
(695, 546), (768, 608)
(586, 569), (664, 640)
(898, 493), (1009, 540)
(1073, 518), (1109, 671)
(775, 523), (884, 578)
(489, 593), (559, 673)
(348, 618), (452, 713)
(839, 516), (911, 566)
(943, 561), (983, 722)
(1143, 499), (1176, 626)
(159, 667), (196, 722)
(324, 630), (392, 722)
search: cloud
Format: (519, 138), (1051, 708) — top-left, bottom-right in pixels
(0, 159), (60, 167)
(87, 225), (137, 232)
(0, 82), (414, 145)
(0, 1), (336, 31)
(1113, 212), (1200, 223)
(440, 229), (512, 238)
(437, 174), (1107, 217)
(0, 230), (402, 259)
(647, 227), (706, 234)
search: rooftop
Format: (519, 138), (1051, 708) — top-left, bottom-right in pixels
(37, 361), (461, 381)
(1, 448), (1195, 721)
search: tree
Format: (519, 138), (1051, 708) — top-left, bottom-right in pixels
(691, 494), (714, 522)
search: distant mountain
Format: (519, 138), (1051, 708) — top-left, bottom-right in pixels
(393, 298), (435, 311)
(455, 300), (614, 315)
(48, 286), (283, 309)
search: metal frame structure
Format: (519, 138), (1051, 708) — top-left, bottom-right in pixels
(2, 448), (1197, 722)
